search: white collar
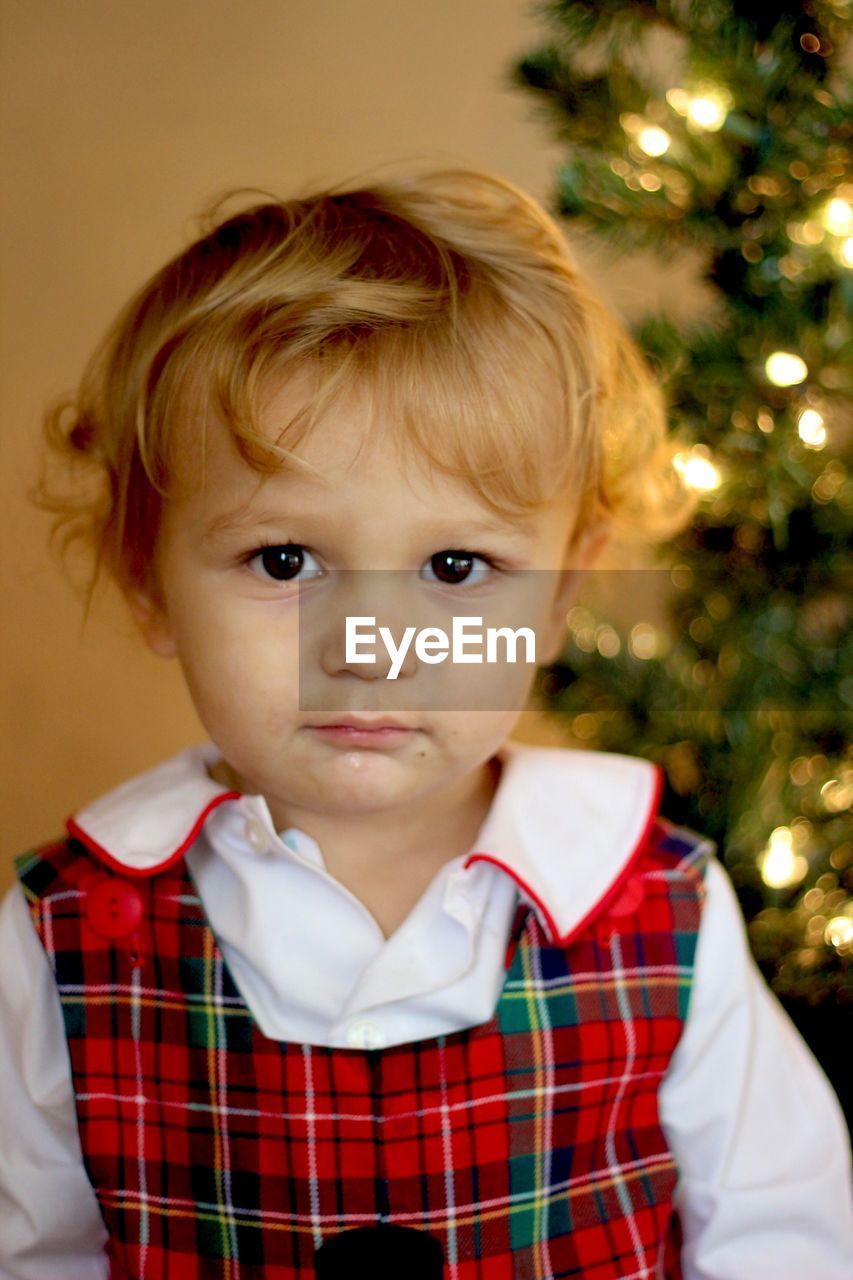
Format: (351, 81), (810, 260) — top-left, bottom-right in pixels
(67, 740), (662, 946)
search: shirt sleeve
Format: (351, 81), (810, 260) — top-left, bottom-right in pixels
(0, 883), (108, 1280)
(658, 854), (853, 1280)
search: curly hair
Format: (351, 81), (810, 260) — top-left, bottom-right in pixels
(32, 165), (695, 609)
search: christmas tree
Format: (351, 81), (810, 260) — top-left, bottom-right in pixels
(513, 0), (852, 1110)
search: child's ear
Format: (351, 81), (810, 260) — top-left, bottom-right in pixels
(538, 523), (610, 668)
(126, 584), (178, 659)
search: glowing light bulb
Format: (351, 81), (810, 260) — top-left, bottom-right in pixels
(638, 126), (671, 157)
(629, 622), (658, 660)
(666, 88), (691, 116)
(760, 827), (808, 888)
(596, 624), (621, 658)
(825, 916), (853, 949)
(673, 447), (721, 491)
(839, 237), (853, 268)
(821, 197), (853, 235)
(765, 351), (808, 386)
(797, 408), (826, 449)
(821, 778), (853, 811)
(687, 92), (728, 131)
(787, 219), (823, 246)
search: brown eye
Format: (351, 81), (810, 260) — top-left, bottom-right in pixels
(425, 551), (492, 586)
(247, 544), (321, 583)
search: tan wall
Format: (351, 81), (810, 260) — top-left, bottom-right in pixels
(1, 1), (703, 891)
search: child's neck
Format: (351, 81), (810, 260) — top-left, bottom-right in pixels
(316, 760), (501, 938)
(209, 754), (502, 939)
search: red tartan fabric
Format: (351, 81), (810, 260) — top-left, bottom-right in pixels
(17, 817), (710, 1279)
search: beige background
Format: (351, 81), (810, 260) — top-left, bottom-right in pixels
(1, 0), (703, 891)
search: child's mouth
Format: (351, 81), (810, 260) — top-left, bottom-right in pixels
(307, 724), (417, 747)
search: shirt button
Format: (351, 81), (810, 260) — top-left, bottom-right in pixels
(85, 878), (144, 939)
(346, 1020), (386, 1050)
(606, 877), (646, 919)
(594, 877), (646, 941)
(245, 817), (273, 855)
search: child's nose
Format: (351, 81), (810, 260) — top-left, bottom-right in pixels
(308, 571), (424, 683)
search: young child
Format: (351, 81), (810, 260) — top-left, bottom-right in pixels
(1, 167), (851, 1280)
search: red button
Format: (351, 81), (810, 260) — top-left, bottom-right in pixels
(85, 878), (144, 939)
(594, 877), (646, 941)
(606, 877), (646, 919)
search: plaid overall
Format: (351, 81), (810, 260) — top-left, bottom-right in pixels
(17, 816), (710, 1279)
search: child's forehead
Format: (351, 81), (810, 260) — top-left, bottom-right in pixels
(173, 368), (470, 504)
(176, 410), (509, 531)
(182, 376), (451, 498)
(163, 400), (576, 563)
(163, 358), (582, 557)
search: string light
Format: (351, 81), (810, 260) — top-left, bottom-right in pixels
(673, 445), (722, 491)
(765, 351), (808, 386)
(638, 126), (671, 157)
(760, 827), (809, 888)
(838, 237), (853, 268)
(629, 622), (658, 660)
(824, 916), (853, 950)
(666, 88), (691, 115)
(687, 94), (728, 130)
(566, 605), (596, 654)
(797, 408), (827, 449)
(666, 86), (731, 131)
(821, 197), (853, 235)
(820, 775), (853, 811)
(794, 412), (819, 453)
(595, 624), (621, 658)
(786, 220), (824, 245)
(619, 114), (672, 158)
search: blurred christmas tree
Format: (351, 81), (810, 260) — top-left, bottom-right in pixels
(513, 0), (852, 1063)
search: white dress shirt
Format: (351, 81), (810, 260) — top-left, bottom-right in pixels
(1, 739), (851, 1279)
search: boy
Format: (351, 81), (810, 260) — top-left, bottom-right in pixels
(1, 167), (851, 1278)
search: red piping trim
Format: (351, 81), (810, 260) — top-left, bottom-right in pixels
(464, 854), (563, 941)
(463, 762), (665, 946)
(65, 791), (242, 879)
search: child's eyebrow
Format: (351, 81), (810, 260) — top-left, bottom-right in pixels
(399, 517), (537, 543)
(200, 507), (538, 545)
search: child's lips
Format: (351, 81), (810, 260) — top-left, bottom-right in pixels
(307, 724), (418, 747)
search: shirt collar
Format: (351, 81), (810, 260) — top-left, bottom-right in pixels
(67, 739), (662, 946)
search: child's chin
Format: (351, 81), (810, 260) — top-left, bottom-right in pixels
(317, 755), (429, 799)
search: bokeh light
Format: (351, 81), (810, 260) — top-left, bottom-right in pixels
(797, 408), (827, 449)
(765, 351), (808, 386)
(638, 126), (671, 157)
(760, 827), (809, 888)
(821, 197), (853, 236)
(673, 446), (722, 491)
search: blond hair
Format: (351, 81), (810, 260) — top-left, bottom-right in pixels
(33, 165), (694, 607)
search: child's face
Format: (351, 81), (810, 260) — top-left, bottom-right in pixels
(131, 373), (603, 830)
